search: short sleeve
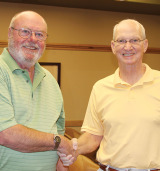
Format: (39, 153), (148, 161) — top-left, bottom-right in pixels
(56, 103), (65, 135)
(0, 68), (17, 131)
(81, 87), (104, 135)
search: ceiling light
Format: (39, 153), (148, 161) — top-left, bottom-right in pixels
(115, 0), (160, 4)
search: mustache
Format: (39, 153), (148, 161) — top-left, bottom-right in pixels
(21, 42), (39, 49)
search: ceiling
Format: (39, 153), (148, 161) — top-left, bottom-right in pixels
(0, 0), (160, 16)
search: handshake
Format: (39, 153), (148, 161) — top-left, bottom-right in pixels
(57, 132), (102, 167)
(57, 137), (78, 166)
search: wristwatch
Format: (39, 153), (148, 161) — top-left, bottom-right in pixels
(53, 135), (61, 150)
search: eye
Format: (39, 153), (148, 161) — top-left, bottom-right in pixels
(20, 29), (30, 36)
(35, 32), (44, 38)
(117, 39), (126, 44)
(130, 39), (139, 43)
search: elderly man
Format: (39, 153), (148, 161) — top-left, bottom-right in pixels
(59, 19), (160, 171)
(0, 11), (74, 171)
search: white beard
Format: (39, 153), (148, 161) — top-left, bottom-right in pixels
(8, 38), (44, 69)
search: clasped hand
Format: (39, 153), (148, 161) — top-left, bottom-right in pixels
(57, 138), (78, 166)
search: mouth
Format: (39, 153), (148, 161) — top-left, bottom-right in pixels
(122, 53), (135, 57)
(22, 42), (39, 51)
(23, 45), (38, 50)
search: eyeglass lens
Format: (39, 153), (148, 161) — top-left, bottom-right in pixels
(18, 28), (47, 41)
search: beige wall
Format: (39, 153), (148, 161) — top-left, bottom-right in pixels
(0, 2), (160, 123)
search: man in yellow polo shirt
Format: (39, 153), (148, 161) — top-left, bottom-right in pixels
(0, 11), (75, 171)
(59, 19), (160, 171)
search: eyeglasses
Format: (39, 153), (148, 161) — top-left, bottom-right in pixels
(11, 27), (48, 41)
(114, 39), (145, 45)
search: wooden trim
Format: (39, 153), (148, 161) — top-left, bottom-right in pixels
(146, 47), (160, 54)
(47, 43), (160, 54)
(46, 43), (112, 52)
(65, 120), (83, 127)
(0, 41), (160, 54)
(0, 41), (7, 47)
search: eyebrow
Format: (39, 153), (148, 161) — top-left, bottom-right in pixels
(20, 27), (46, 32)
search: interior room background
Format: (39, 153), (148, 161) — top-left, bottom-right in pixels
(0, 2), (159, 131)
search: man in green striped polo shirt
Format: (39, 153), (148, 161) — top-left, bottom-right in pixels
(0, 11), (75, 171)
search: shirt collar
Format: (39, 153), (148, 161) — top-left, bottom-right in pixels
(114, 64), (154, 88)
(0, 48), (45, 76)
(1, 48), (21, 72)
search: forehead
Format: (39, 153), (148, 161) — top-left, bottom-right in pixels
(14, 13), (47, 32)
(115, 21), (141, 39)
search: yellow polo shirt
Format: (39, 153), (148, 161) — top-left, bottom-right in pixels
(82, 64), (160, 169)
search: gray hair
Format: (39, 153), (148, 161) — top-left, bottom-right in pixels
(113, 19), (146, 40)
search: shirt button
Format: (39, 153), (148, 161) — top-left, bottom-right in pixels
(26, 80), (29, 83)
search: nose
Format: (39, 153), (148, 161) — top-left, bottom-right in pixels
(123, 41), (133, 50)
(28, 32), (38, 42)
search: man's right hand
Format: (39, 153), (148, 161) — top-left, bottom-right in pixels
(57, 138), (78, 166)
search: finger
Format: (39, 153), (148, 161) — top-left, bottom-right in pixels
(64, 156), (75, 164)
(60, 155), (75, 166)
(62, 158), (74, 166)
(60, 156), (72, 161)
(61, 159), (73, 166)
(63, 163), (70, 166)
(72, 138), (78, 150)
(66, 154), (73, 159)
(57, 152), (66, 157)
(59, 154), (73, 162)
(63, 162), (73, 166)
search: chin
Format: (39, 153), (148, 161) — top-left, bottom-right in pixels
(25, 54), (41, 64)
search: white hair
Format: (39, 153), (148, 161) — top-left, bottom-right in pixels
(113, 19), (146, 40)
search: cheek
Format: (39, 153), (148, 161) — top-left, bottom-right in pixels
(38, 43), (46, 54)
(15, 39), (26, 49)
(137, 47), (144, 54)
(114, 48), (122, 56)
(13, 42), (21, 50)
(14, 36), (24, 45)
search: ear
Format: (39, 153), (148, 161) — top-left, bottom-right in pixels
(111, 40), (116, 54)
(143, 39), (148, 53)
(8, 27), (12, 39)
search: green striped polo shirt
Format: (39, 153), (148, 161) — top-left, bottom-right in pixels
(0, 48), (65, 171)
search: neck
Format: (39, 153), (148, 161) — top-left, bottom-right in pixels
(14, 59), (35, 83)
(119, 63), (146, 85)
(20, 64), (35, 83)
(27, 66), (35, 83)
